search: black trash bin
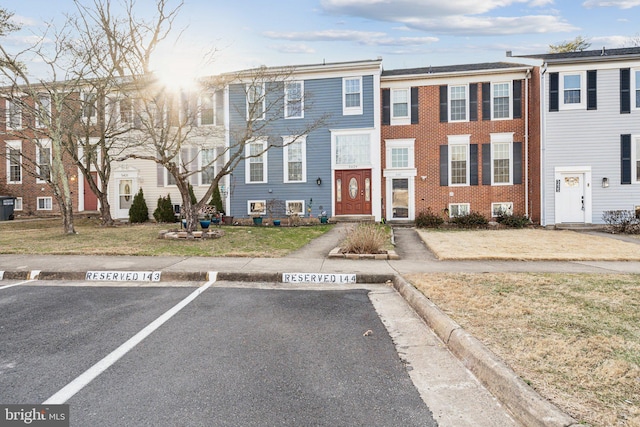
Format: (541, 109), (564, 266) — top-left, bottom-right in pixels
(0, 196), (16, 221)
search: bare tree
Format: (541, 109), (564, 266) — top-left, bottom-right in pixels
(549, 35), (592, 53)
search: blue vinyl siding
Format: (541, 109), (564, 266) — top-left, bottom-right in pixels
(228, 74), (376, 218)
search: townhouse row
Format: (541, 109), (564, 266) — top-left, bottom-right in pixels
(2, 46), (640, 226)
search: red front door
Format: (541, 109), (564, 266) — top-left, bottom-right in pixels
(83, 172), (98, 211)
(335, 169), (371, 215)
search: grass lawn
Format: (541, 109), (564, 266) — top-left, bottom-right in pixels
(0, 218), (332, 257)
(408, 273), (640, 427)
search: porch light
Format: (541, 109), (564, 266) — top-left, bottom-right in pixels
(602, 177), (609, 188)
(316, 177), (322, 186)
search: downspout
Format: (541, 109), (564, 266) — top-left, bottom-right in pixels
(525, 68), (530, 219)
(539, 64), (547, 226)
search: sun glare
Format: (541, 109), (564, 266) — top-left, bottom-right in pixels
(151, 49), (203, 92)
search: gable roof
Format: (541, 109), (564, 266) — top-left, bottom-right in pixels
(515, 46), (640, 63)
(382, 62), (531, 78)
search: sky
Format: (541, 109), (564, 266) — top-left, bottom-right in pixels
(3, 0), (640, 81)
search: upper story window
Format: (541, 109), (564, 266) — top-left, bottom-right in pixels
(448, 135), (470, 186)
(492, 82), (511, 119)
(247, 83), (265, 120)
(200, 148), (217, 185)
(6, 99), (22, 130)
(560, 72), (585, 110)
(245, 138), (268, 183)
(285, 81), (303, 119)
(36, 141), (51, 183)
(6, 140), (21, 184)
(82, 92), (97, 122)
(283, 136), (306, 183)
(343, 77), (363, 115)
(36, 94), (51, 128)
(385, 139), (415, 170)
(634, 70), (640, 109)
(200, 93), (215, 125)
(449, 85), (467, 121)
(392, 89), (409, 120)
(334, 132), (371, 167)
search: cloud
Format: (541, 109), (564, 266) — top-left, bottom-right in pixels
(583, 0), (640, 8)
(319, 0), (575, 35)
(263, 29), (438, 46)
(270, 44), (317, 54)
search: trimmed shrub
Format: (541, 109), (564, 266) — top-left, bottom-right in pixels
(415, 207), (445, 228)
(209, 185), (224, 214)
(128, 188), (149, 223)
(496, 212), (531, 229)
(153, 194), (177, 223)
(341, 223), (388, 254)
(450, 211), (488, 229)
(602, 210), (640, 234)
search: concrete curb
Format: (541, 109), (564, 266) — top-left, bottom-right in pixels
(391, 275), (579, 427)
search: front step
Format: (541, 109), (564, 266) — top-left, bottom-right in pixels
(553, 223), (605, 231)
(331, 215), (375, 223)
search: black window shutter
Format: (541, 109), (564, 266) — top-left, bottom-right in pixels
(621, 68), (631, 114)
(482, 144), (491, 185)
(549, 72), (559, 112)
(439, 85), (448, 123)
(410, 87), (419, 124)
(513, 142), (522, 185)
(382, 89), (390, 125)
(621, 134), (632, 184)
(440, 145), (448, 186)
(587, 70), (597, 110)
(482, 83), (491, 120)
(470, 144), (478, 185)
(469, 83), (478, 121)
(513, 80), (522, 119)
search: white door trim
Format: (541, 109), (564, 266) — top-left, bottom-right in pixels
(554, 166), (591, 224)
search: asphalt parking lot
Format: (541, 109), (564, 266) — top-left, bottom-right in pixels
(1, 279), (517, 427)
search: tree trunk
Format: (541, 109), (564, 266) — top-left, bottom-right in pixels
(98, 193), (115, 226)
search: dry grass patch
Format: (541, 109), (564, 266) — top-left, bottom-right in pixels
(417, 228), (640, 260)
(0, 218), (332, 257)
(407, 273), (640, 427)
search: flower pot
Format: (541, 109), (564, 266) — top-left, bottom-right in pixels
(222, 216), (234, 225)
(273, 220), (281, 226)
(320, 216), (328, 224)
(252, 217), (263, 226)
(200, 220), (211, 230)
(212, 218), (220, 225)
(181, 219), (187, 229)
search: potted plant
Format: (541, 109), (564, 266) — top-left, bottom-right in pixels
(199, 205), (217, 230)
(251, 213), (263, 226)
(320, 210), (329, 224)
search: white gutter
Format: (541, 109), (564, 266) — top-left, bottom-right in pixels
(539, 64), (547, 226)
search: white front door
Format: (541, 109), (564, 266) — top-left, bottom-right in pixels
(557, 173), (585, 223)
(116, 178), (135, 219)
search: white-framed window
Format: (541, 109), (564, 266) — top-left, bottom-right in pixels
(286, 200), (304, 216)
(333, 131), (372, 168)
(285, 81), (303, 119)
(560, 72), (585, 110)
(492, 202), (514, 217)
(448, 135), (470, 186)
(200, 147), (217, 185)
(343, 76), (363, 115)
(385, 139), (415, 170)
(36, 94), (51, 128)
(82, 92), (97, 122)
(199, 92), (215, 126)
(5, 99), (22, 130)
(449, 85), (467, 122)
(492, 82), (511, 120)
(448, 203), (470, 218)
(36, 141), (51, 183)
(491, 133), (514, 185)
(14, 197), (22, 211)
(248, 200), (266, 216)
(37, 197), (52, 211)
(283, 136), (306, 183)
(245, 138), (268, 183)
(391, 88), (410, 125)
(633, 70), (640, 109)
(247, 83), (265, 120)
(6, 140), (21, 184)
(633, 135), (640, 183)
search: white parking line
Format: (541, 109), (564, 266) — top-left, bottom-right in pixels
(43, 272), (218, 405)
(0, 279), (35, 290)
